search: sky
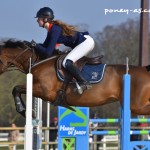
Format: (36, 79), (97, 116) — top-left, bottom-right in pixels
(0, 0), (146, 43)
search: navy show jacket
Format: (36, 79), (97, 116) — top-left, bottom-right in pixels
(36, 24), (88, 59)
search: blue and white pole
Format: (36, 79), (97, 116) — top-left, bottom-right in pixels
(121, 57), (131, 150)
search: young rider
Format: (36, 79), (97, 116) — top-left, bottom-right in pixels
(33, 7), (95, 92)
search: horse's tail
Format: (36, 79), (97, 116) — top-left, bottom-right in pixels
(146, 65), (150, 71)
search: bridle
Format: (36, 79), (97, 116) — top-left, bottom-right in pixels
(0, 42), (39, 73)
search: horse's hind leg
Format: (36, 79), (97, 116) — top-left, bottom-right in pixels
(12, 85), (26, 117)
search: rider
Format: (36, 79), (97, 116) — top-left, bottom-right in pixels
(33, 7), (95, 92)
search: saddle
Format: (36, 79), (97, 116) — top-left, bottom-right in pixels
(52, 54), (104, 111)
(56, 54), (103, 81)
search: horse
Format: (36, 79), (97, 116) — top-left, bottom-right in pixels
(0, 39), (150, 118)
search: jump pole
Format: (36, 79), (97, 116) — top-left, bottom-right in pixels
(121, 57), (131, 150)
(24, 72), (33, 150)
(33, 98), (43, 150)
(45, 102), (50, 150)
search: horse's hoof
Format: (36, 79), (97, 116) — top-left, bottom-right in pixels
(52, 90), (76, 112)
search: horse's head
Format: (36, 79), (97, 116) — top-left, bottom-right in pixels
(0, 39), (38, 74)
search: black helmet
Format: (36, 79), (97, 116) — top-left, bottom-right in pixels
(35, 7), (54, 20)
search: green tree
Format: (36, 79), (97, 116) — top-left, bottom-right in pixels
(94, 18), (140, 65)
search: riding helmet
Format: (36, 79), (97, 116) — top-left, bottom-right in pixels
(35, 7), (54, 20)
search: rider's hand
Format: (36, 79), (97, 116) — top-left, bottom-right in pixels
(30, 40), (37, 47)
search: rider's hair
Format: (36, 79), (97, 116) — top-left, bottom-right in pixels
(52, 20), (78, 36)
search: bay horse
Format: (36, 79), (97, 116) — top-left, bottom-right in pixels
(0, 39), (150, 117)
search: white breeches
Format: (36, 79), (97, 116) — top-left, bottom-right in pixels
(62, 35), (95, 68)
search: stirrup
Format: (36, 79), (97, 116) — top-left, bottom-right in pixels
(75, 82), (92, 94)
(80, 83), (92, 91)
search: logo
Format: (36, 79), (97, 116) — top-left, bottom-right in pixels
(59, 107), (89, 136)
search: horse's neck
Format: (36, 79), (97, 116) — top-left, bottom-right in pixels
(8, 48), (39, 73)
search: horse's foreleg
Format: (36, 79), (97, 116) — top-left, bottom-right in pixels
(12, 85), (26, 117)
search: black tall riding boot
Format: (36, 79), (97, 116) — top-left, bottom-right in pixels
(65, 59), (92, 91)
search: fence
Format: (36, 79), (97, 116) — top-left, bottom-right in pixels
(0, 126), (149, 149)
(0, 127), (56, 150)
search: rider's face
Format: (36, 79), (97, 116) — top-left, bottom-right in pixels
(37, 18), (44, 27)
